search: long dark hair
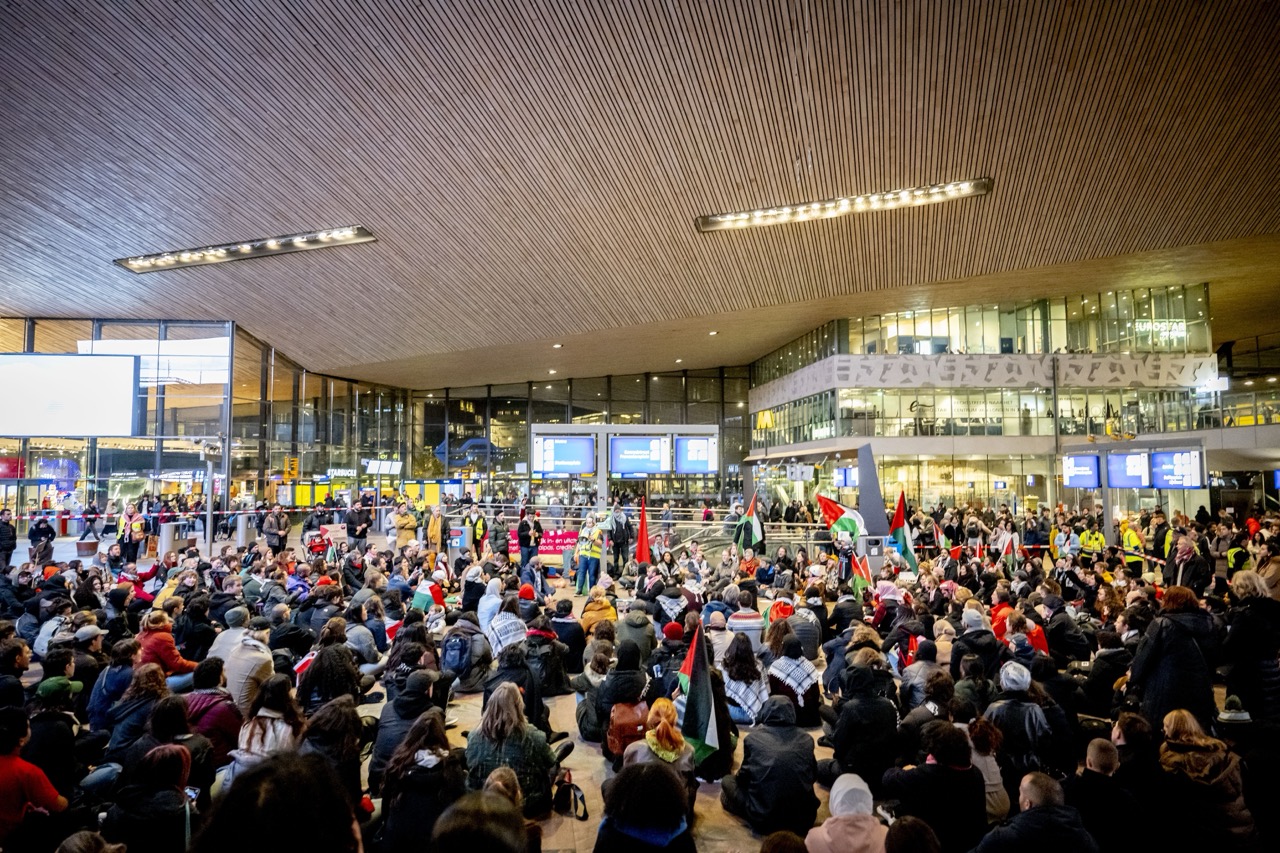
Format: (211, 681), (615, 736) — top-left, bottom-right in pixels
(303, 695), (362, 762)
(382, 707), (450, 802)
(298, 645), (360, 706)
(721, 633), (760, 683)
(245, 674), (306, 749)
(386, 623), (430, 672)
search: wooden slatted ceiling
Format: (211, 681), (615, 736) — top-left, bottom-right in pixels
(1, 0), (1278, 389)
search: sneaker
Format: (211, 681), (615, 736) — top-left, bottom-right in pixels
(445, 717), (459, 728)
(816, 735), (833, 748)
(553, 740), (575, 763)
(459, 729), (471, 739)
(549, 730), (569, 744)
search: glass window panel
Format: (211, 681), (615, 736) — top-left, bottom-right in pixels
(612, 374), (645, 402)
(32, 320), (92, 354)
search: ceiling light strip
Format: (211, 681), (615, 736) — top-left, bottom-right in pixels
(694, 178), (993, 233)
(114, 225), (376, 273)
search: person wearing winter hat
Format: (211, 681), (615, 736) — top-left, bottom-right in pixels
(805, 773), (887, 853)
(950, 605), (1011, 681)
(368, 669), (436, 794)
(644, 622), (690, 706)
(983, 661), (1053, 802)
(206, 606), (251, 661)
(516, 583), (541, 623)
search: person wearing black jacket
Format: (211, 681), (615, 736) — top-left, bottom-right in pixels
(1221, 571), (1280, 720)
(1167, 539), (1212, 597)
(377, 706), (467, 851)
(1062, 739), (1139, 853)
(296, 586), (344, 634)
(818, 661), (899, 791)
(1080, 631), (1132, 718)
(483, 643), (562, 742)
(0, 508), (17, 571)
(1041, 595), (1091, 667)
(1127, 586), (1217, 731)
(829, 586), (863, 636)
(720, 696), (819, 836)
(345, 505), (372, 551)
(267, 603), (316, 660)
(576, 638), (646, 747)
(951, 608), (1012, 680)
(972, 772), (1099, 853)
(369, 669), (435, 794)
(549, 599), (586, 675)
(22, 680), (83, 797)
(881, 720), (988, 853)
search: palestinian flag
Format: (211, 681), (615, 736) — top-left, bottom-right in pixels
(1000, 534), (1017, 573)
(889, 492), (918, 572)
(733, 494), (765, 553)
(816, 494), (865, 541)
(934, 521), (962, 562)
(677, 624), (720, 761)
(851, 553), (873, 596)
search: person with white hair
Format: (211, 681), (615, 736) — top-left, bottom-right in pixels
(983, 661), (1054, 802)
(804, 773), (886, 853)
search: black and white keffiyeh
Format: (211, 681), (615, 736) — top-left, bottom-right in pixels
(724, 675), (769, 721)
(769, 655), (819, 706)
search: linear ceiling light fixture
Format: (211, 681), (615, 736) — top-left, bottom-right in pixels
(114, 225), (376, 272)
(694, 178), (993, 232)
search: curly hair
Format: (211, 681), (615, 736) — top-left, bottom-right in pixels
(297, 645), (359, 707)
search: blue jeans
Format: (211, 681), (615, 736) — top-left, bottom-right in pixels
(520, 546), (537, 567)
(576, 556), (599, 594)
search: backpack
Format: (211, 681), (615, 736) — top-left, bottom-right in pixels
(607, 701), (648, 756)
(440, 632), (472, 678)
(967, 521), (979, 539)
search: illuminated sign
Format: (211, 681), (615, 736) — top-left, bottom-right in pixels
(1133, 319), (1187, 340)
(1062, 455), (1100, 489)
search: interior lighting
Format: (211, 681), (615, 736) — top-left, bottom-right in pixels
(695, 177), (993, 232)
(115, 225), (376, 273)
(675, 358), (683, 363)
(708, 330), (718, 336)
(548, 369), (557, 375)
(552, 343), (562, 349)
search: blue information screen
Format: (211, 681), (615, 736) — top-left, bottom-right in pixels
(1151, 450), (1203, 489)
(532, 436), (595, 475)
(609, 436), (671, 475)
(674, 436), (718, 475)
(833, 466), (858, 488)
(1062, 455), (1100, 489)
(1107, 453), (1150, 488)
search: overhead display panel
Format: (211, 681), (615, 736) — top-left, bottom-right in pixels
(1151, 450), (1203, 489)
(833, 466), (859, 488)
(533, 436), (595, 475)
(1107, 453), (1150, 488)
(609, 436), (671, 476)
(1061, 454), (1100, 489)
(0, 354), (139, 437)
(674, 436), (719, 475)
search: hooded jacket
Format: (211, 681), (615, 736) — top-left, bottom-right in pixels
(616, 609), (657, 661)
(379, 746), (468, 851)
(550, 613), (587, 674)
(881, 760), (987, 852)
(369, 677), (434, 793)
(442, 618), (493, 693)
(1128, 609), (1217, 730)
(477, 579), (503, 633)
(1159, 739), (1254, 845)
(805, 813), (887, 853)
(101, 785), (190, 853)
(728, 696), (819, 834)
(103, 696), (159, 762)
(830, 666), (899, 794)
(949, 628), (1011, 681)
(185, 688), (243, 767)
(579, 597), (617, 638)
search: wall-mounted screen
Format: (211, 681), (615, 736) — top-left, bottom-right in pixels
(364, 459), (403, 476)
(1151, 450), (1203, 489)
(0, 354), (139, 437)
(674, 436), (718, 475)
(1062, 454), (1100, 489)
(533, 436), (595, 475)
(1107, 453), (1150, 488)
(833, 466), (858, 488)
(609, 436), (671, 476)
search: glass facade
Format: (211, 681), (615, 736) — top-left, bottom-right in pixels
(751, 283), (1211, 387)
(414, 367), (750, 503)
(0, 318), (409, 530)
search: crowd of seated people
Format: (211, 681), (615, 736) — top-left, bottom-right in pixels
(1, 498), (1279, 852)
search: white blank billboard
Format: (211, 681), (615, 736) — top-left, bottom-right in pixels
(0, 354), (139, 436)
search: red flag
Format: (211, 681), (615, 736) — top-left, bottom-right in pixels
(636, 496), (651, 565)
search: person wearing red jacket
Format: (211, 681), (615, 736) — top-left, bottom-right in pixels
(990, 589), (1016, 644)
(136, 610), (197, 692)
(1002, 609), (1050, 656)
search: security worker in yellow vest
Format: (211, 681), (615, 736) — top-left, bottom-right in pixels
(1226, 535), (1251, 579)
(1080, 521), (1106, 568)
(1121, 519), (1145, 576)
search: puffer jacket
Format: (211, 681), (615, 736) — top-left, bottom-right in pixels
(1129, 609), (1217, 730)
(137, 625), (196, 675)
(949, 628), (1012, 680)
(1159, 739), (1255, 846)
(729, 696), (819, 835)
(616, 609), (657, 660)
(830, 666), (899, 795)
(805, 814), (887, 853)
(983, 690), (1052, 785)
(579, 598), (617, 637)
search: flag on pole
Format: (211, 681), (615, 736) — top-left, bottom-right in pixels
(932, 521), (948, 551)
(677, 624), (720, 761)
(815, 494), (866, 541)
(1000, 534), (1017, 573)
(733, 494), (765, 553)
(635, 496), (650, 565)
(851, 553), (874, 596)
(889, 492), (918, 572)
